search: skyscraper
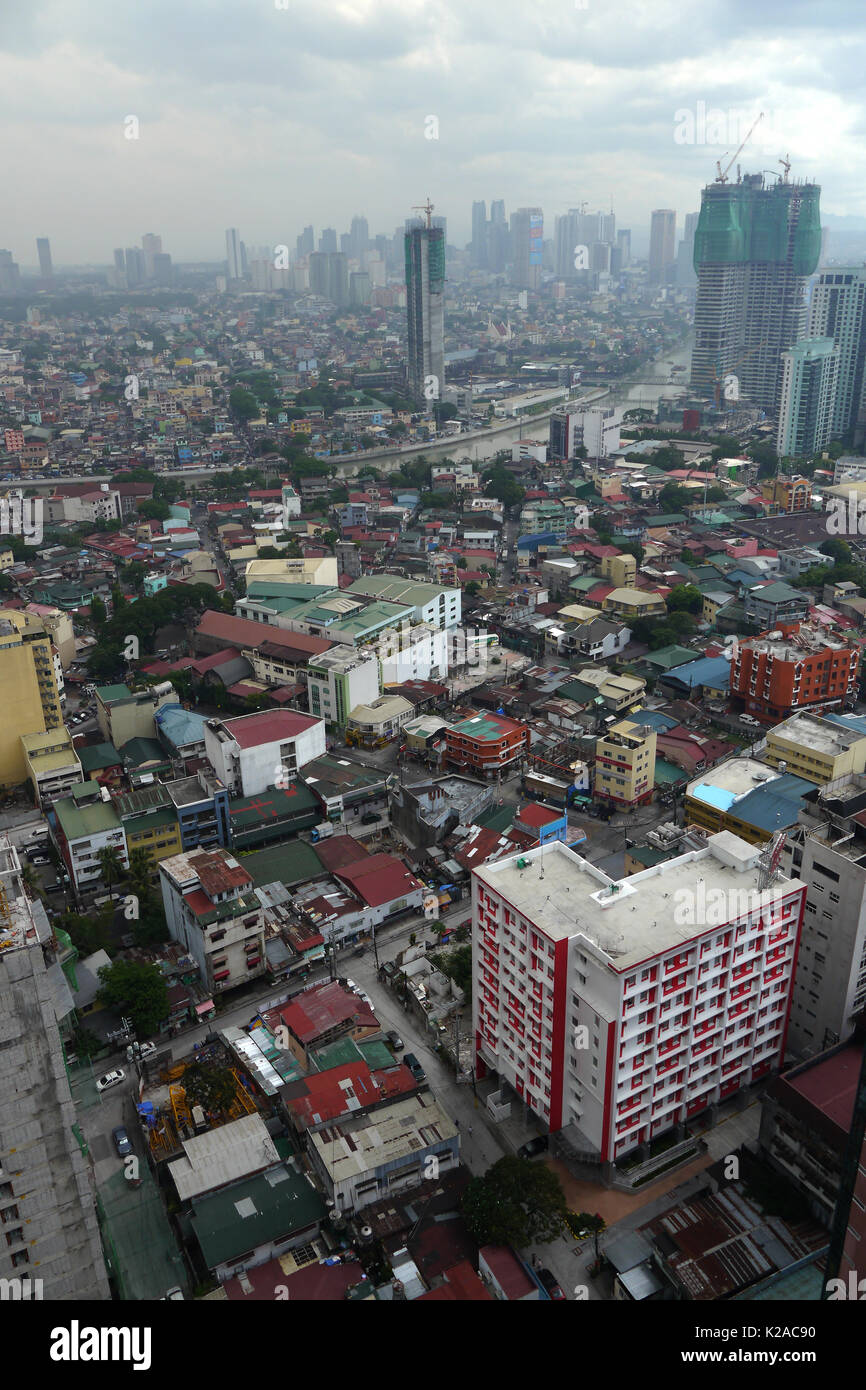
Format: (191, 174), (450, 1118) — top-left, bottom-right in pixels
(405, 212), (445, 403)
(676, 211), (699, 288)
(807, 268), (866, 440)
(349, 216), (369, 259)
(690, 174), (821, 411)
(152, 253), (173, 287)
(648, 209), (676, 284)
(0, 251), (21, 292)
(554, 210), (582, 280)
(617, 229), (631, 267)
(488, 200), (508, 273)
(125, 247), (145, 287)
(309, 252), (348, 305)
(319, 228), (338, 254)
(36, 238), (53, 282)
(141, 232), (162, 279)
(776, 337), (839, 457)
(225, 228), (242, 281)
(296, 225), (314, 259)
(471, 200), (488, 269)
(510, 207), (543, 290)
(0, 833), (110, 1300)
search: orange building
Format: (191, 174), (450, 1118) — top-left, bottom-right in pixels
(731, 624), (860, 723)
(760, 474), (812, 515)
(444, 710), (530, 779)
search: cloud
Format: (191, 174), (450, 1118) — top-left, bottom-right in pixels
(2, 0), (864, 261)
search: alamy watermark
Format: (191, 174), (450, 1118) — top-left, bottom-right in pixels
(0, 495), (42, 545)
(673, 883), (785, 927)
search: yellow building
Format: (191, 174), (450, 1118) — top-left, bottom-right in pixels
(600, 553), (637, 588)
(575, 666), (646, 711)
(21, 729), (83, 807)
(114, 786), (183, 873)
(601, 587), (667, 619)
(594, 719), (657, 808)
(0, 549), (14, 571)
(0, 610), (64, 786)
(764, 713), (866, 785)
(760, 474), (812, 515)
(25, 603), (76, 667)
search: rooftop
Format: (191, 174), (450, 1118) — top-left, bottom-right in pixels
(473, 835), (804, 969)
(769, 713), (866, 756)
(169, 1113), (279, 1203)
(309, 1092), (458, 1184)
(219, 708), (321, 749)
(190, 1156), (326, 1269)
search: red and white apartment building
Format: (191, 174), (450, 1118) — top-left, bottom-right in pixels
(472, 833), (806, 1162)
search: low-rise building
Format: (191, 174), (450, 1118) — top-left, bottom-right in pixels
(306, 646), (380, 730)
(203, 709), (326, 796)
(51, 780), (129, 894)
(346, 694), (414, 746)
(444, 710), (530, 780)
(159, 847), (268, 994)
(21, 729), (83, 807)
(306, 1093), (460, 1214)
(764, 712), (866, 784)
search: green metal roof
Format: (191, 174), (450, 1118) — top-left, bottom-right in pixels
(241, 838), (324, 889)
(53, 782), (122, 839)
(95, 684), (133, 702)
(77, 742), (121, 772)
(190, 1159), (326, 1269)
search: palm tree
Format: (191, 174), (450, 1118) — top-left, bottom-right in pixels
(126, 847), (155, 900)
(96, 846), (125, 901)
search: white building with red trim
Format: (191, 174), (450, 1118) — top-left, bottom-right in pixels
(471, 832), (805, 1163)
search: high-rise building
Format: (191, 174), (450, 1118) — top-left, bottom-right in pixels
(296, 225), (314, 259)
(490, 199), (506, 224)
(0, 833), (110, 1300)
(0, 611), (63, 787)
(690, 174), (821, 411)
(141, 232), (162, 279)
(152, 252), (173, 287)
(649, 209), (677, 285)
(780, 780), (866, 1057)
(225, 228), (241, 281)
(471, 836), (805, 1153)
(124, 247), (145, 287)
(340, 232), (352, 256)
(310, 252), (348, 306)
(349, 216), (369, 259)
(319, 228), (337, 254)
(776, 337), (839, 457)
(676, 211), (699, 288)
(471, 200), (488, 268)
(36, 238), (53, 282)
(617, 229), (631, 267)
(349, 271), (371, 307)
(554, 210), (582, 280)
(510, 207), (543, 290)
(807, 267), (866, 440)
(112, 248), (125, 273)
(0, 250), (21, 293)
(405, 215), (445, 403)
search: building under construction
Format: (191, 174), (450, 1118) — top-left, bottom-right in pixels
(690, 172), (821, 412)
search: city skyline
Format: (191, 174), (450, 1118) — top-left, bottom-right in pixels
(2, 0), (865, 262)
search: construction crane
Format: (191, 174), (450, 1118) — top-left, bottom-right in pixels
(715, 112), (764, 183)
(778, 153), (791, 182)
(412, 199), (435, 229)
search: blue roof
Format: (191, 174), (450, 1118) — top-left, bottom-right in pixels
(628, 709), (679, 734)
(824, 713), (866, 737)
(725, 569), (764, 590)
(734, 776), (817, 832)
(517, 532), (559, 549)
(154, 703), (208, 749)
(663, 656), (731, 692)
(691, 783), (738, 812)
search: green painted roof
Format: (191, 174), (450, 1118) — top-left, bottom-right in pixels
(357, 1038), (397, 1070)
(124, 808), (179, 835)
(241, 838), (324, 889)
(53, 782), (122, 839)
(450, 712), (519, 742)
(475, 804), (517, 833)
(229, 781), (320, 831)
(190, 1159), (326, 1269)
(96, 683), (133, 702)
(121, 737), (170, 768)
(642, 645), (697, 670)
(557, 677), (599, 705)
(310, 1036), (366, 1071)
(77, 742), (121, 772)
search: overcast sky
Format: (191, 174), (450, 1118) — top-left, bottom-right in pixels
(3, 0), (864, 265)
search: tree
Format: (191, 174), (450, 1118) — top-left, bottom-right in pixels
(229, 386), (260, 422)
(465, 581), (481, 596)
(97, 959), (169, 1038)
(666, 583), (703, 614)
(461, 1156), (568, 1247)
(819, 538), (852, 564)
(181, 1063), (238, 1115)
(432, 942), (472, 994)
(97, 846), (126, 901)
(90, 596), (107, 626)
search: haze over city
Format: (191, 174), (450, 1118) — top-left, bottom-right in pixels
(3, 0), (866, 262)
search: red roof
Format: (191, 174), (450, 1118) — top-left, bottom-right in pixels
(222, 708), (320, 749)
(417, 1261), (493, 1301)
(278, 980), (378, 1042)
(480, 1245), (536, 1299)
(223, 1255), (368, 1301)
(335, 853), (423, 908)
(313, 834), (370, 872)
(196, 609), (333, 656)
(281, 1060), (416, 1127)
(516, 802), (563, 828)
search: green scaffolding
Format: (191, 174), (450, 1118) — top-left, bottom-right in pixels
(96, 1163), (186, 1301)
(694, 180), (821, 275)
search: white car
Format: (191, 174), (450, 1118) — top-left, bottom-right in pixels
(740, 715), (761, 727)
(95, 1068), (125, 1092)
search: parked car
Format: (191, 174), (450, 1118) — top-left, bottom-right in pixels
(29, 855), (50, 865)
(161, 1287), (184, 1300)
(126, 1041), (157, 1062)
(517, 1135), (549, 1160)
(740, 714), (761, 726)
(112, 1126), (132, 1157)
(342, 978), (360, 994)
(45, 882), (66, 894)
(386, 1029), (405, 1051)
(360, 812), (380, 825)
(95, 1068), (125, 1093)
(536, 1267), (565, 1301)
(403, 1052), (426, 1082)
